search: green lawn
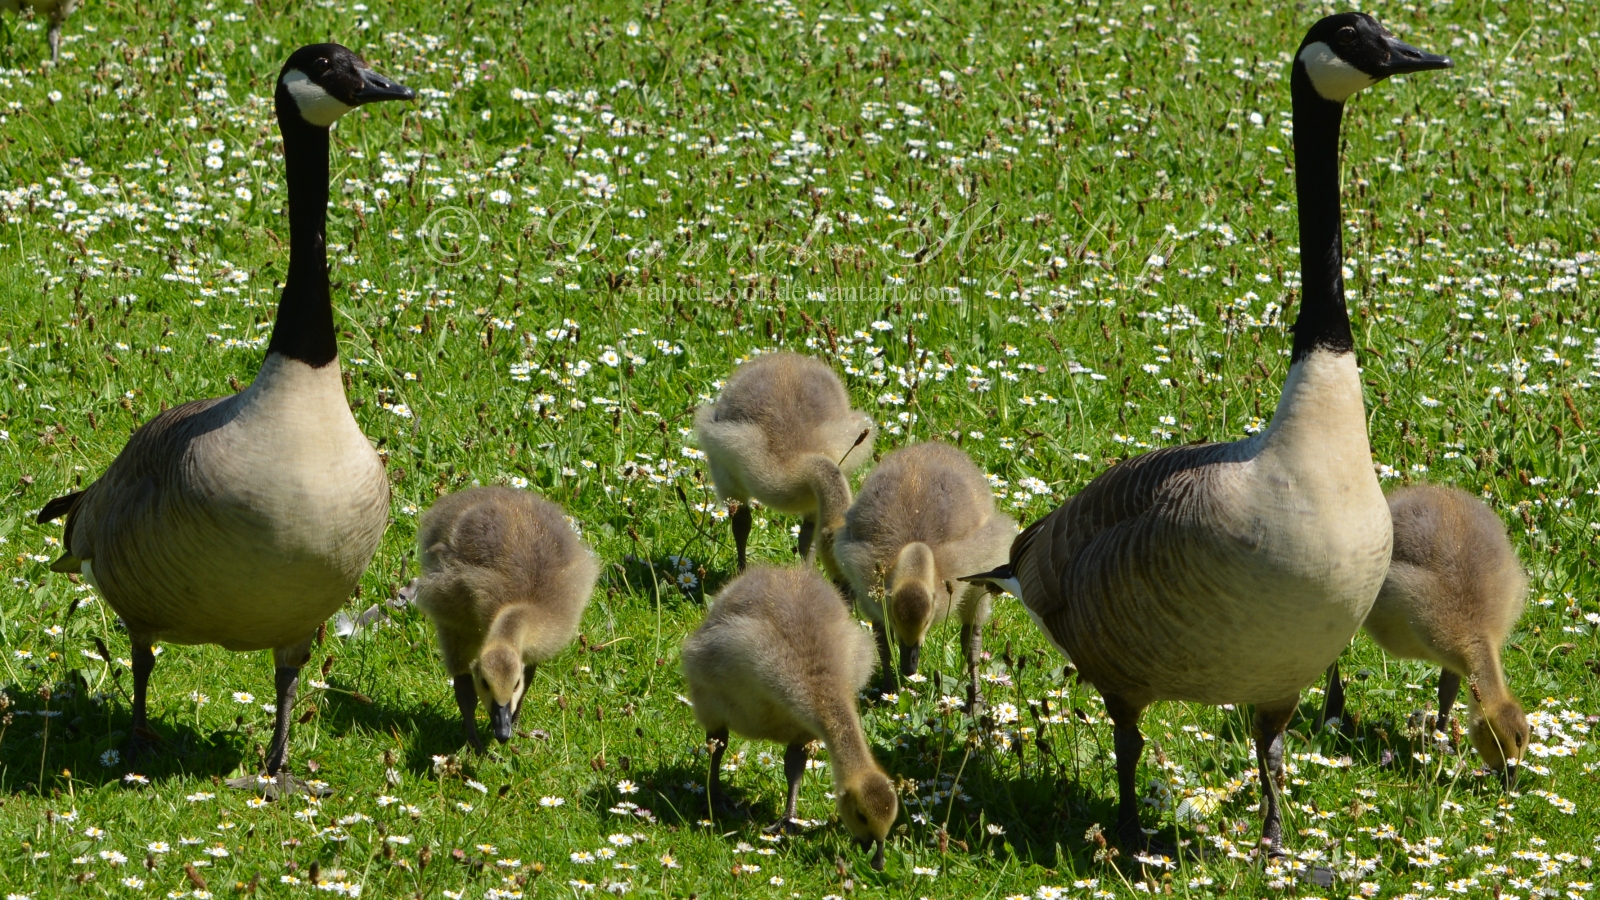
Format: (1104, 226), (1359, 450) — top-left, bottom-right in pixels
(1, 0), (1598, 897)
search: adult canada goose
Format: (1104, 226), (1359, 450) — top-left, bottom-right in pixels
(1, 0), (76, 63)
(964, 14), (1450, 855)
(681, 565), (898, 870)
(832, 442), (1015, 705)
(414, 486), (599, 752)
(695, 352), (875, 570)
(36, 44), (414, 796)
(1319, 484), (1529, 771)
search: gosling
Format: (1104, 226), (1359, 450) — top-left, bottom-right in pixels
(1, 0), (77, 63)
(681, 565), (898, 869)
(415, 486), (599, 752)
(832, 442), (1016, 706)
(1321, 484), (1529, 771)
(694, 352), (874, 570)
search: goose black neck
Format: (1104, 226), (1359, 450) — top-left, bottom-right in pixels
(1289, 62), (1353, 363)
(267, 92), (339, 368)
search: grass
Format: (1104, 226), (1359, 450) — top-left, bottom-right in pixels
(0, 0), (1598, 896)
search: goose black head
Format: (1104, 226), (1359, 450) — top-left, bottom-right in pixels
(1296, 13), (1453, 103)
(278, 43), (416, 128)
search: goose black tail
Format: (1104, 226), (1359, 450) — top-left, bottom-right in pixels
(37, 491), (84, 524)
(958, 564), (1013, 584)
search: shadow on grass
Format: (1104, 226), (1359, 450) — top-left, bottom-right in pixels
(0, 706), (248, 794)
(316, 689), (475, 775)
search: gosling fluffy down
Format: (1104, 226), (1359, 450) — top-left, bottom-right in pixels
(1323, 484), (1529, 770)
(681, 565), (898, 869)
(694, 352), (874, 569)
(416, 486), (599, 751)
(832, 441), (1016, 702)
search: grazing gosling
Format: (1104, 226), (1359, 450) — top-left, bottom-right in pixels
(415, 486), (599, 752)
(1321, 484), (1529, 771)
(1, 0), (77, 63)
(833, 442), (1016, 705)
(681, 565), (898, 869)
(695, 352), (875, 570)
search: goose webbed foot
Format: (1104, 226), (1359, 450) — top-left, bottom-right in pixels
(1126, 831), (1186, 865)
(763, 817), (803, 836)
(125, 726), (165, 762)
(708, 788), (744, 817)
(225, 771), (332, 800)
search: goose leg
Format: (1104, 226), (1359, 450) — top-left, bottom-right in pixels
(962, 622), (984, 716)
(765, 740), (807, 835)
(730, 503), (752, 571)
(126, 641), (160, 758)
(796, 517), (816, 562)
(707, 727), (734, 814)
(264, 665), (301, 775)
(872, 620), (897, 697)
(1104, 694), (1156, 854)
(1317, 660), (1346, 733)
(228, 637), (325, 799)
(1253, 698), (1297, 859)
(1436, 670), (1461, 739)
(454, 673), (485, 753)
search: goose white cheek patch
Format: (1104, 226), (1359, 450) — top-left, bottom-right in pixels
(281, 69), (354, 127)
(1300, 41), (1378, 102)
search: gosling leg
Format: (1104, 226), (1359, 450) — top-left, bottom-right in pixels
(765, 740), (807, 835)
(1436, 669), (1462, 737)
(962, 622), (984, 716)
(511, 664), (537, 728)
(454, 673), (484, 753)
(797, 517), (816, 562)
(707, 727), (733, 814)
(1317, 660), (1346, 732)
(872, 619), (897, 697)
(730, 502), (752, 572)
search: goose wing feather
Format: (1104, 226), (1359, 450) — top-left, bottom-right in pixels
(59, 396), (231, 568)
(1012, 441), (1260, 702)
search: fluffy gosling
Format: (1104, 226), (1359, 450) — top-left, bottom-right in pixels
(415, 486), (598, 752)
(694, 352), (874, 569)
(681, 565), (898, 869)
(1322, 484), (1529, 771)
(832, 442), (1016, 705)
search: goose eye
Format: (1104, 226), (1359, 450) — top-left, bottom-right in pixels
(315, 56), (330, 68)
(1336, 26), (1356, 44)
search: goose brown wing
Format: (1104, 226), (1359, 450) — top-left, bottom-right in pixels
(52, 396), (231, 568)
(1011, 442), (1235, 642)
